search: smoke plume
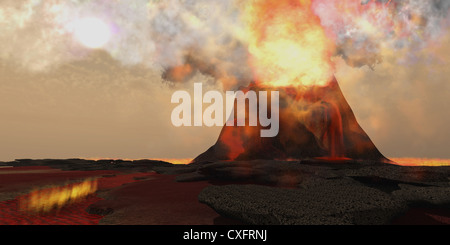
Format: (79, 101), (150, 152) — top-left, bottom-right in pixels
(0, 0), (449, 85)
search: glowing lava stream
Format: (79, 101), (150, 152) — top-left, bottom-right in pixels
(19, 179), (98, 214)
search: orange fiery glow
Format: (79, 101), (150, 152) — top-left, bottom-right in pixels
(242, 0), (335, 87)
(391, 158), (450, 167)
(156, 158), (193, 165)
(19, 179), (98, 214)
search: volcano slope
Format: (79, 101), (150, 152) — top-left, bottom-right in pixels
(193, 77), (387, 164)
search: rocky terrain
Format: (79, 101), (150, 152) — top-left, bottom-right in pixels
(1, 158), (449, 225)
(181, 159), (450, 225)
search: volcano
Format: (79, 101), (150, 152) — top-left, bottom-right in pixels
(193, 77), (388, 164)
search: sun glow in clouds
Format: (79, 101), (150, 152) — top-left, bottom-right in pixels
(71, 17), (111, 49)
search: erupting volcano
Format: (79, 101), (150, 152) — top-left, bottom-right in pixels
(193, 0), (389, 164)
(193, 77), (387, 163)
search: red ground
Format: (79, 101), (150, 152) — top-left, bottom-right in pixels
(0, 166), (225, 225)
(0, 167), (155, 225)
(89, 174), (228, 225)
(0, 197), (104, 225)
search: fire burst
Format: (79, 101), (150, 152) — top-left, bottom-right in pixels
(19, 179), (98, 214)
(242, 0), (335, 88)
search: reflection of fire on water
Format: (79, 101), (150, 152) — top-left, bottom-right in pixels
(19, 179), (98, 214)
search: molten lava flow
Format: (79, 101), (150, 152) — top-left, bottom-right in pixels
(220, 119), (246, 161)
(322, 101), (344, 158)
(194, 78), (388, 163)
(242, 0), (335, 87)
(19, 179), (98, 214)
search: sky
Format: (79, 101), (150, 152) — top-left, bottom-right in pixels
(0, 0), (449, 161)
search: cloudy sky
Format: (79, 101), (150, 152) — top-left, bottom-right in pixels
(0, 0), (449, 161)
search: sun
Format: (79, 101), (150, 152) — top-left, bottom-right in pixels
(73, 18), (111, 49)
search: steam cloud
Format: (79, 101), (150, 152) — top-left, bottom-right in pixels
(0, 0), (449, 85)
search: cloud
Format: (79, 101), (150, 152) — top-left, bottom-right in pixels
(335, 33), (450, 158)
(312, 0), (450, 68)
(2, 0), (449, 83)
(0, 0), (252, 89)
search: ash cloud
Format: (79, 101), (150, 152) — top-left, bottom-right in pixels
(133, 0), (254, 89)
(0, 0), (448, 83)
(313, 0), (450, 69)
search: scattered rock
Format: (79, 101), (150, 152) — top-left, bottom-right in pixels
(197, 160), (450, 225)
(199, 179), (407, 225)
